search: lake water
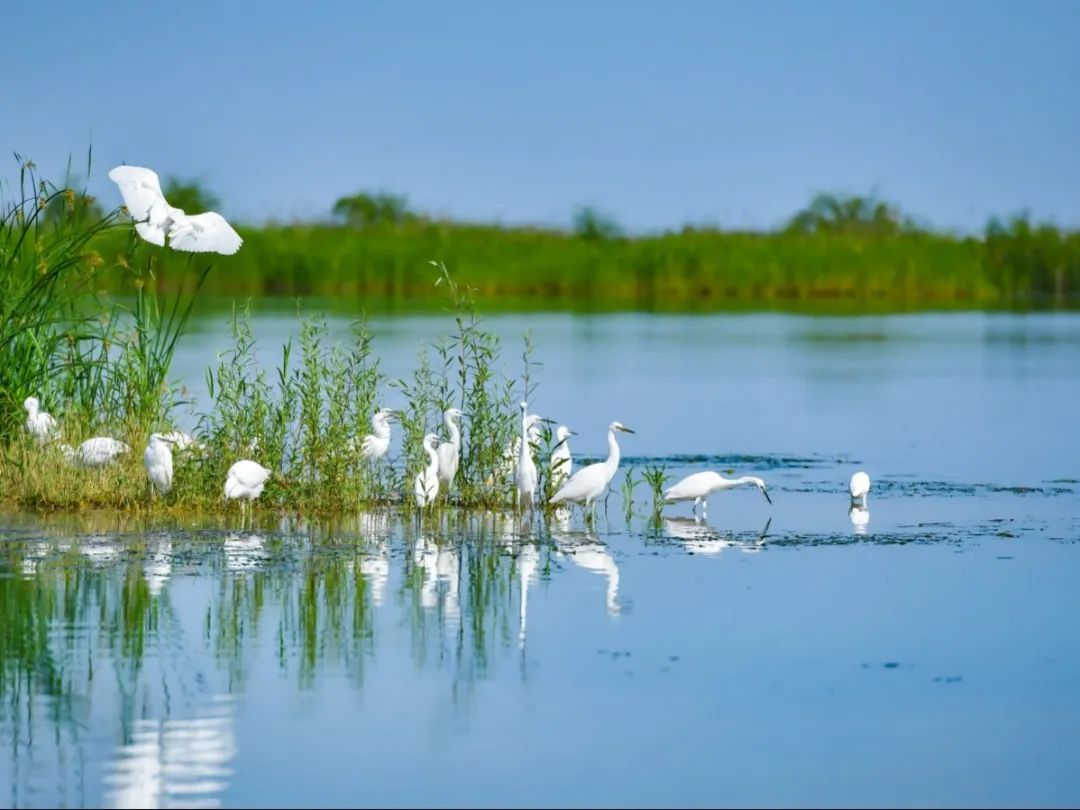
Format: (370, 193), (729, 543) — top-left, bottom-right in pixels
(2, 311), (1079, 807)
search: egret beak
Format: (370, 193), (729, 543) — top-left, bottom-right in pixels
(760, 487), (772, 505)
(619, 426), (636, 434)
(539, 417), (555, 425)
(460, 412), (472, 418)
(569, 430), (578, 436)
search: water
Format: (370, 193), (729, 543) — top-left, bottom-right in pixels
(2, 311), (1079, 807)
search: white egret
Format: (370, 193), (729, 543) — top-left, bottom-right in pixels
(143, 434), (175, 496)
(497, 413), (546, 483)
(850, 471), (871, 506)
(436, 408), (467, 491)
(108, 165), (242, 255)
(62, 437), (131, 468)
(549, 422), (635, 519)
(663, 471), (771, 519)
(357, 407), (395, 461)
(24, 397), (58, 444)
(550, 426), (576, 491)
(515, 402), (539, 510)
(160, 430), (200, 452)
(224, 460), (272, 521)
(413, 433), (441, 509)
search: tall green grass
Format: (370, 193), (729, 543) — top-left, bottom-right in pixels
(88, 216), (1080, 311)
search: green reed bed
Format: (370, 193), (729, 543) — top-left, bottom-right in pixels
(86, 213), (1080, 311)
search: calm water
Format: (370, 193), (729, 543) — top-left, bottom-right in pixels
(2, 312), (1079, 807)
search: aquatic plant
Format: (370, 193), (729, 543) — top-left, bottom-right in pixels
(642, 464), (669, 519)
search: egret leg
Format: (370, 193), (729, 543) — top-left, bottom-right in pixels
(693, 498), (700, 518)
(702, 498), (708, 521)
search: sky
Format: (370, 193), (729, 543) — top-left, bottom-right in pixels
(3, 0), (1079, 233)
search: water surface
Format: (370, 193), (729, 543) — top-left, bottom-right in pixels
(2, 312), (1078, 807)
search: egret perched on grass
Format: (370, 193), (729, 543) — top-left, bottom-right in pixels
(160, 430), (199, 452)
(108, 165), (242, 255)
(358, 407), (395, 461)
(144, 434), (175, 496)
(514, 402), (539, 510)
(549, 422), (635, 519)
(24, 397), (57, 444)
(413, 434), (441, 509)
(437, 408), (468, 491)
(663, 471), (772, 519)
(498, 412), (547, 483)
(224, 460), (272, 521)
(550, 426), (576, 491)
(850, 471), (871, 506)
(62, 437), (131, 468)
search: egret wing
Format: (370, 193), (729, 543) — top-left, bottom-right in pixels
(168, 211), (243, 255)
(108, 166), (165, 220)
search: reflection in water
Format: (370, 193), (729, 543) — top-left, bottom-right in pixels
(0, 509), (730, 805)
(663, 517), (771, 555)
(224, 532), (266, 572)
(106, 696), (236, 809)
(555, 537), (621, 615)
(144, 539), (172, 596)
(849, 506), (871, 535)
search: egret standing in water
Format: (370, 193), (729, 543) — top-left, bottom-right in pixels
(515, 402), (539, 511)
(224, 460), (273, 522)
(437, 408), (467, 493)
(62, 437), (131, 468)
(414, 433), (441, 510)
(663, 471), (771, 519)
(24, 397), (58, 444)
(358, 407), (395, 461)
(109, 165), (242, 254)
(550, 426), (576, 492)
(550, 422), (635, 520)
(850, 471), (871, 506)
(143, 434), (175, 496)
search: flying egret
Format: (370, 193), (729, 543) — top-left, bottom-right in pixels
(108, 165), (242, 255)
(413, 433), (441, 509)
(436, 408), (468, 491)
(850, 471), (871, 506)
(144, 434), (175, 496)
(550, 426), (576, 491)
(23, 397), (58, 444)
(357, 407), (395, 461)
(663, 471), (772, 519)
(514, 402), (539, 510)
(62, 437), (131, 468)
(224, 460), (273, 522)
(549, 422), (635, 519)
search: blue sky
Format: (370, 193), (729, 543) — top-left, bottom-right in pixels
(3, 1), (1078, 232)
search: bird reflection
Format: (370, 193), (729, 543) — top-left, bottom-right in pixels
(144, 539), (172, 596)
(80, 536), (121, 567)
(105, 696), (236, 809)
(517, 543), (540, 648)
(849, 505), (870, 535)
(359, 539), (390, 607)
(663, 516), (771, 555)
(414, 535), (461, 622)
(224, 532), (265, 572)
(551, 525), (620, 615)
